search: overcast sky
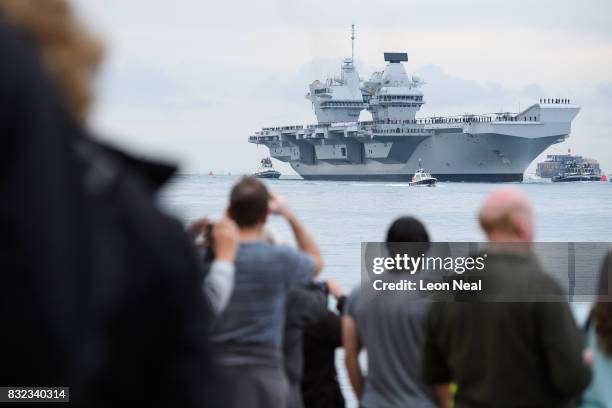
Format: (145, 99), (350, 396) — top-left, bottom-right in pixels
(73, 0), (612, 175)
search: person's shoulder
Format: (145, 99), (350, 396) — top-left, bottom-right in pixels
(529, 262), (566, 296)
(240, 241), (287, 257)
(348, 286), (361, 302)
(274, 243), (301, 255)
(487, 251), (564, 292)
(80, 140), (194, 272)
(344, 287), (363, 316)
(272, 243), (311, 263)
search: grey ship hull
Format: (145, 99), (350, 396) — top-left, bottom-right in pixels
(299, 173), (522, 182)
(250, 103), (579, 182)
(291, 133), (563, 182)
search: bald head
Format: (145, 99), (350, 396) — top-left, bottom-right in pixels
(479, 187), (534, 243)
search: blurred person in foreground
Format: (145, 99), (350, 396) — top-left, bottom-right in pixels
(0, 0), (232, 406)
(343, 217), (440, 408)
(301, 279), (347, 408)
(208, 176), (323, 408)
(423, 187), (591, 408)
(581, 251), (612, 407)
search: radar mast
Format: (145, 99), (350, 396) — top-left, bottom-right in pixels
(351, 24), (355, 64)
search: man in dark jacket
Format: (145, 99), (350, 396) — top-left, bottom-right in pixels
(0, 18), (222, 407)
(301, 279), (347, 408)
(423, 187), (592, 408)
(284, 283), (328, 408)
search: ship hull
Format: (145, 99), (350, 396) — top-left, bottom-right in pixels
(300, 173), (522, 182)
(289, 132), (563, 182)
(552, 175), (601, 182)
(251, 103), (579, 182)
(253, 170), (281, 179)
(409, 177), (438, 186)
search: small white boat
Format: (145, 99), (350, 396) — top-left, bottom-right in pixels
(253, 157), (281, 179)
(409, 161), (437, 186)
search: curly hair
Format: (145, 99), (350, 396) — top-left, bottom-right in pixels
(594, 251), (612, 355)
(0, 0), (103, 120)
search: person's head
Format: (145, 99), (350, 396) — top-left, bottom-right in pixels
(594, 252), (612, 355)
(0, 0), (103, 121)
(385, 216), (430, 258)
(479, 187), (534, 243)
(228, 176), (269, 230)
(386, 216), (430, 243)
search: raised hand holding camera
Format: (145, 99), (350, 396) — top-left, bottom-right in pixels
(268, 192), (294, 220)
(212, 218), (239, 263)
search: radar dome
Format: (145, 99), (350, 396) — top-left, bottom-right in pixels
(412, 75), (423, 83)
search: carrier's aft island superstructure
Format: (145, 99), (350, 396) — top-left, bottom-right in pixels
(248, 33), (580, 182)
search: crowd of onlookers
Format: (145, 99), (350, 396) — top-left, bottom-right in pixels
(187, 177), (610, 408)
(2, 1), (612, 407)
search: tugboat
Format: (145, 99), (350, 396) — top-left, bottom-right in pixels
(551, 159), (600, 182)
(409, 160), (437, 186)
(253, 157), (281, 179)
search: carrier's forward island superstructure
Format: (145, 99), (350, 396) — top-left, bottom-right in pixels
(248, 32), (580, 182)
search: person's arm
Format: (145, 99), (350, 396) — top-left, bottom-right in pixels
(422, 303), (453, 407)
(203, 260), (234, 316)
(310, 280), (345, 348)
(538, 294), (592, 398)
(269, 193), (323, 277)
(186, 217), (210, 244)
(336, 295), (347, 314)
(327, 279), (348, 316)
(326, 279), (344, 304)
(202, 218), (239, 316)
(342, 315), (364, 401)
(285, 212), (323, 276)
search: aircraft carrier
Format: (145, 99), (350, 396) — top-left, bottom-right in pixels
(248, 27), (580, 182)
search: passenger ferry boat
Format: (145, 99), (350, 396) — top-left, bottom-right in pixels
(253, 157), (281, 179)
(551, 160), (600, 182)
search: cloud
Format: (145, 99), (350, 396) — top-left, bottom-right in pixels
(75, 0), (612, 39)
(593, 83), (612, 101)
(97, 62), (210, 111)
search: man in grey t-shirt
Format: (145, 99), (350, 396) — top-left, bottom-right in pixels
(343, 217), (438, 408)
(209, 177), (323, 408)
